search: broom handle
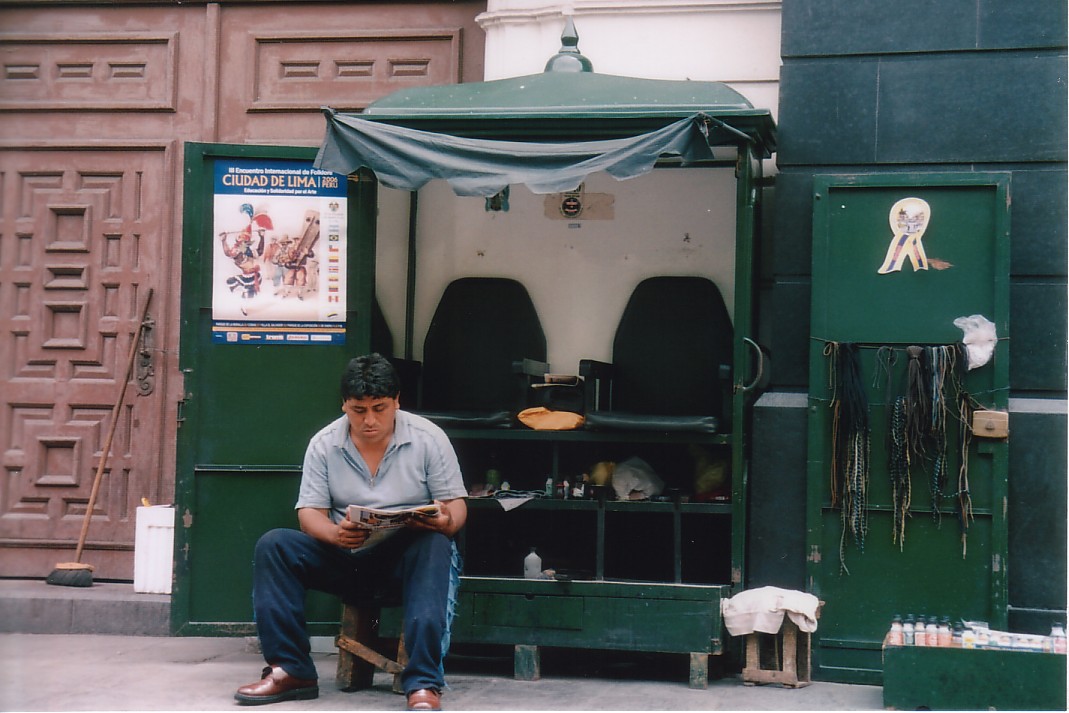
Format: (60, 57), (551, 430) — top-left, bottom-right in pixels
(73, 288), (154, 563)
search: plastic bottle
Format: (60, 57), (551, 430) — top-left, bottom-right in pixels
(938, 617), (952, 647)
(1051, 623), (1067, 654)
(523, 547), (542, 579)
(902, 615), (915, 646)
(952, 622), (963, 648)
(545, 477), (554, 497)
(887, 615), (904, 646)
(962, 626), (977, 649)
(926, 616), (939, 647)
(914, 616), (927, 647)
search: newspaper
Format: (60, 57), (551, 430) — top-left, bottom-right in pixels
(345, 503), (440, 550)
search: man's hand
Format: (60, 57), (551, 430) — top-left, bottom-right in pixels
(298, 507), (370, 549)
(336, 517), (371, 549)
(405, 498), (467, 538)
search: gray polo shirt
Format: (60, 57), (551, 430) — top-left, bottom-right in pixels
(295, 409), (466, 525)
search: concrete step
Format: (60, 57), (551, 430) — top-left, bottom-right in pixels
(0, 579), (170, 636)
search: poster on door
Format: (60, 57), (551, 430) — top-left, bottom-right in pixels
(211, 158), (348, 345)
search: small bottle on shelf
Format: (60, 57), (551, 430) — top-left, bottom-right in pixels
(926, 616), (939, 647)
(938, 617), (952, 647)
(902, 615), (915, 646)
(914, 615), (927, 647)
(523, 547), (542, 579)
(887, 615), (904, 646)
(1051, 623), (1067, 654)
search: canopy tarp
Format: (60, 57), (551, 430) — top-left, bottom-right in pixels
(314, 110), (716, 197)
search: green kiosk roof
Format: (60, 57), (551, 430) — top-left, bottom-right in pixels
(314, 19), (776, 195)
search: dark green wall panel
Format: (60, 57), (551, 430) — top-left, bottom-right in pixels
(876, 54), (1068, 163)
(978, 1), (1069, 50)
(1008, 168), (1069, 276)
(782, 0), (978, 57)
(780, 54), (1068, 166)
(1009, 282), (1069, 392)
(748, 393), (807, 590)
(767, 281), (810, 388)
(782, 0), (1067, 57)
(1007, 407), (1069, 619)
(778, 60), (879, 166)
(769, 171), (816, 275)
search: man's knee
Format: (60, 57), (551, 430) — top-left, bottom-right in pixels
(256, 527), (298, 549)
(253, 528), (308, 566)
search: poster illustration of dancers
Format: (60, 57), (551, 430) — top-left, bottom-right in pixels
(211, 159), (347, 344)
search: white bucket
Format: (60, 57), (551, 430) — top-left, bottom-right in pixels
(134, 506), (175, 594)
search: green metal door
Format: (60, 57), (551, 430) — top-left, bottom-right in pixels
(806, 173), (1010, 683)
(172, 143), (377, 635)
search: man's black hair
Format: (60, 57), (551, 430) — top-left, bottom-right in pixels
(340, 353), (401, 401)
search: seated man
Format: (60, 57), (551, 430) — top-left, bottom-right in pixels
(235, 353), (467, 711)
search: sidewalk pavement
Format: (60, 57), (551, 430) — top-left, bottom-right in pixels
(0, 632), (884, 712)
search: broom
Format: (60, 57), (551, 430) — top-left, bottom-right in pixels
(47, 289), (154, 587)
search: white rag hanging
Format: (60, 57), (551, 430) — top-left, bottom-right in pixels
(720, 586), (821, 636)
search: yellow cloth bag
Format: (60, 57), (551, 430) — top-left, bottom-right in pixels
(517, 407), (585, 431)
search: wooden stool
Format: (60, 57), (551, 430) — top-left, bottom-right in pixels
(335, 603), (407, 694)
(741, 618), (812, 688)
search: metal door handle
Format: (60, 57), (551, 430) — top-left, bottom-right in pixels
(738, 337), (764, 393)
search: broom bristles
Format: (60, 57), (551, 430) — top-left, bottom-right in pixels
(46, 561), (95, 587)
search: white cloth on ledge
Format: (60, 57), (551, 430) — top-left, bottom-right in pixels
(720, 586), (821, 636)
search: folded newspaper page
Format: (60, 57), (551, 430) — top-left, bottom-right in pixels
(346, 503), (440, 550)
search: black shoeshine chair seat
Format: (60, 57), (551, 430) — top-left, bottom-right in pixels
(581, 276), (732, 434)
(416, 277), (548, 428)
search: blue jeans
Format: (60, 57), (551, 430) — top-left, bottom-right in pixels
(251, 527), (455, 694)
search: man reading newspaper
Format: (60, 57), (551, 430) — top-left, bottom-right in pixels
(236, 354), (467, 711)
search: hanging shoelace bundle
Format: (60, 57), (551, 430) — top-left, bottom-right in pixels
(825, 342), (870, 574)
(887, 395), (911, 550)
(952, 343), (976, 557)
(875, 347), (911, 550)
(903, 346), (929, 464)
(927, 345), (956, 524)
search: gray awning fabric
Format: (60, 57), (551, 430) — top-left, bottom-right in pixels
(314, 110), (714, 197)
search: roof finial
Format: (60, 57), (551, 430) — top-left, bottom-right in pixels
(544, 15), (594, 73)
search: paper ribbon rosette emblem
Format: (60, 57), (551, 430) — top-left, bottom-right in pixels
(878, 197), (931, 274)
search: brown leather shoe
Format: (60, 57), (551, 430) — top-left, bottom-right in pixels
(406, 688), (441, 711)
(235, 665), (319, 705)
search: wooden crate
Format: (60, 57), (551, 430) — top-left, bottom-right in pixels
(741, 619), (812, 688)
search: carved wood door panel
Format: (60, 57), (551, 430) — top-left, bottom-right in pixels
(0, 147), (169, 579)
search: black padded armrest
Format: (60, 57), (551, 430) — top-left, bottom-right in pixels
(579, 359), (614, 379)
(513, 358), (550, 378)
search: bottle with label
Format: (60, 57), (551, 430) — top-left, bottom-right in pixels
(545, 477), (554, 497)
(887, 615), (904, 646)
(902, 615), (915, 646)
(962, 626), (977, 649)
(914, 615), (927, 647)
(938, 617), (952, 647)
(952, 622), (964, 648)
(925, 616), (939, 647)
(523, 547), (542, 579)
(1051, 623), (1067, 654)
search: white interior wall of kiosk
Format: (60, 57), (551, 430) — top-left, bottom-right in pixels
(374, 165), (737, 373)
